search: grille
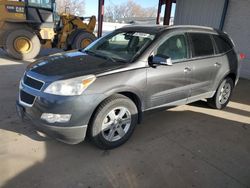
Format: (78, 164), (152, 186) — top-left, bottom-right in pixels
(20, 90), (36, 105)
(23, 75), (44, 90)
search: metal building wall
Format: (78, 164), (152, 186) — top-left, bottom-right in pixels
(223, 0), (250, 79)
(174, 0), (225, 29)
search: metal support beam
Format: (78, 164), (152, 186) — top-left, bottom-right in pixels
(98, 0), (105, 38)
(156, 0), (162, 24)
(163, 0), (172, 25)
(219, 0), (229, 30)
(156, 0), (172, 25)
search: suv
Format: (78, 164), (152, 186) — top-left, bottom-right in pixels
(16, 25), (239, 149)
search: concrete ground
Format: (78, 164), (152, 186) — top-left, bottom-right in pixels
(0, 50), (249, 188)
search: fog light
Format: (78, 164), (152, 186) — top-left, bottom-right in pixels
(41, 113), (71, 123)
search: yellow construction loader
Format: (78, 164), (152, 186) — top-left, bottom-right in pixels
(0, 0), (96, 60)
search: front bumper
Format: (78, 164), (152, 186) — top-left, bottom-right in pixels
(16, 101), (87, 144)
(17, 72), (106, 144)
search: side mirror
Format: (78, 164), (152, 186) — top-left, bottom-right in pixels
(149, 55), (173, 66)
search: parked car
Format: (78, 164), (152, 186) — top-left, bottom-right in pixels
(16, 25), (240, 149)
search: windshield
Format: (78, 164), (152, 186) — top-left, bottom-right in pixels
(84, 31), (156, 62)
(28, 0), (53, 9)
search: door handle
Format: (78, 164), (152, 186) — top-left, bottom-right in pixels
(184, 67), (192, 73)
(214, 62), (221, 67)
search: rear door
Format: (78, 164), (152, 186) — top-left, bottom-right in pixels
(187, 32), (220, 98)
(211, 34), (236, 81)
(146, 33), (192, 109)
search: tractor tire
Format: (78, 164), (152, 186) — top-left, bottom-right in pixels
(71, 31), (96, 49)
(4, 28), (41, 60)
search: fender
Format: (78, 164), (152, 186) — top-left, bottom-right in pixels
(211, 71), (237, 97)
(103, 85), (145, 111)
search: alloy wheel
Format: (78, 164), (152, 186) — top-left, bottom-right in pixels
(101, 107), (131, 142)
(219, 82), (231, 104)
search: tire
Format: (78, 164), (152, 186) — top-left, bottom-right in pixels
(207, 77), (234, 109)
(89, 94), (138, 149)
(71, 31), (96, 49)
(4, 28), (41, 60)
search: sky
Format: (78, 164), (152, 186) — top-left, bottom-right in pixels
(84, 0), (176, 17)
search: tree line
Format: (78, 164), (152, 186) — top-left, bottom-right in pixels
(55, 0), (157, 21)
(56, 0), (85, 16)
(105, 0), (157, 22)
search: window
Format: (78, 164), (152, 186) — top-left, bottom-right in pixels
(28, 0), (52, 9)
(189, 33), (214, 57)
(107, 33), (130, 48)
(84, 31), (155, 62)
(156, 35), (188, 61)
(213, 35), (233, 54)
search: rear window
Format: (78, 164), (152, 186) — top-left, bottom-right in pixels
(189, 33), (214, 57)
(213, 35), (233, 54)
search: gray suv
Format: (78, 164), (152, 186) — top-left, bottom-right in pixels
(16, 25), (239, 149)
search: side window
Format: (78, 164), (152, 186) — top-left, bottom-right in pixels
(213, 35), (233, 54)
(189, 33), (214, 57)
(156, 34), (188, 61)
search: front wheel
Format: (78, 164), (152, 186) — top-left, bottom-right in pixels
(207, 77), (234, 109)
(89, 94), (138, 149)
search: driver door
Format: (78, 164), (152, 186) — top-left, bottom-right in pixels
(146, 33), (192, 109)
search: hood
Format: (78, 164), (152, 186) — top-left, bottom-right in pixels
(27, 50), (126, 80)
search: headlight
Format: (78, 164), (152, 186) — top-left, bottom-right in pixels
(44, 75), (96, 96)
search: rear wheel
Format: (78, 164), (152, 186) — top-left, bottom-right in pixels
(89, 94), (138, 149)
(207, 77), (234, 109)
(4, 29), (41, 60)
(71, 31), (96, 49)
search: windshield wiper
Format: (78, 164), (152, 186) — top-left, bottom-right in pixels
(84, 50), (100, 57)
(84, 50), (117, 63)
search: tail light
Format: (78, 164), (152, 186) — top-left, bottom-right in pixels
(239, 53), (246, 60)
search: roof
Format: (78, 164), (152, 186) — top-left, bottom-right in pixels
(116, 25), (168, 34)
(116, 24), (223, 35)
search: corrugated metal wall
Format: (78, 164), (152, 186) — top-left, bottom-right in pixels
(223, 0), (250, 79)
(174, 0), (225, 29)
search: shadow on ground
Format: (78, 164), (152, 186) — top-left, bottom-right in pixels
(2, 110), (250, 188)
